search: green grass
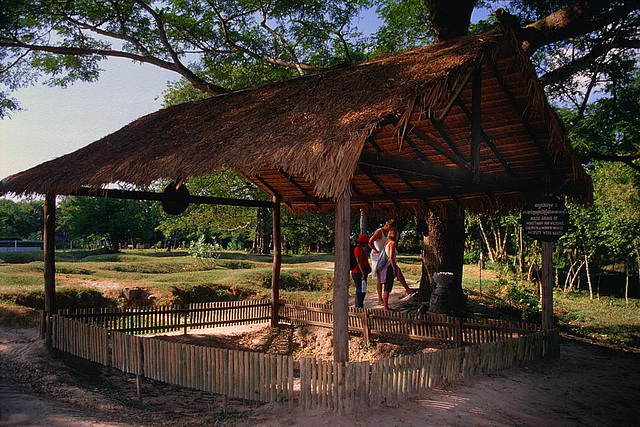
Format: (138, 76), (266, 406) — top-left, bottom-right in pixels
(555, 291), (640, 351)
(1, 249), (638, 352)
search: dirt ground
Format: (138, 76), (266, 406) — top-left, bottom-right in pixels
(2, 316), (639, 427)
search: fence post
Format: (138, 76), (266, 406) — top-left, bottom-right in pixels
(183, 306), (188, 335)
(455, 317), (463, 347)
(362, 310), (370, 347)
(136, 338), (144, 405)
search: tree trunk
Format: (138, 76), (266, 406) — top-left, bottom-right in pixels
(416, 0), (475, 312)
(518, 226), (526, 274)
(585, 253), (593, 300)
(252, 207), (271, 254)
(424, 0), (475, 42)
(419, 205), (466, 311)
(359, 209), (367, 235)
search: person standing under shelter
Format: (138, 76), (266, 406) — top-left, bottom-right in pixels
(376, 229), (400, 310)
(369, 220), (414, 305)
(351, 234), (371, 308)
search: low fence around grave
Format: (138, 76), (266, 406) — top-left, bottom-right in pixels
(59, 299), (539, 347)
(299, 329), (559, 410)
(51, 313), (558, 411)
(52, 314), (294, 404)
(279, 300), (539, 346)
(59, 299), (272, 334)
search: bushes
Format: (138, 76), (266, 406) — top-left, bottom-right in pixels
(5, 288), (117, 310)
(170, 284), (256, 305)
(246, 270), (333, 292)
(0, 251), (43, 264)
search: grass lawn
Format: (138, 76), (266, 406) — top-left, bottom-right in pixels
(1, 248), (638, 352)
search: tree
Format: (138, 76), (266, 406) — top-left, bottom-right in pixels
(0, 199), (42, 239)
(3, 0), (639, 309)
(0, 0), (369, 117)
(58, 195), (157, 250)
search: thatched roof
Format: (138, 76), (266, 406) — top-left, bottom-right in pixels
(0, 27), (590, 216)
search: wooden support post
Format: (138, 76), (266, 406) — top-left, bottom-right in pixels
(471, 61), (482, 182)
(271, 195), (282, 327)
(541, 241), (554, 331)
(43, 194), (56, 349)
(333, 190), (350, 363)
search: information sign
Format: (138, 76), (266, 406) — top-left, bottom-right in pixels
(521, 197), (569, 242)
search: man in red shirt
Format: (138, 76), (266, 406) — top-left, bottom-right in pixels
(351, 234), (371, 308)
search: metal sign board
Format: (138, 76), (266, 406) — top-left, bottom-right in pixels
(521, 197), (569, 242)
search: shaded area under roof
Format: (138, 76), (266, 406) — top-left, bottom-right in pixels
(0, 27), (591, 216)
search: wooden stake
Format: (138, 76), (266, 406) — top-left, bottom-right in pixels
(333, 190), (350, 363)
(271, 195), (282, 327)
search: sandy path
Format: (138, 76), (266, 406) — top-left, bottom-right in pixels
(240, 339), (640, 426)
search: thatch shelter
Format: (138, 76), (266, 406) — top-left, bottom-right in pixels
(0, 27), (591, 361)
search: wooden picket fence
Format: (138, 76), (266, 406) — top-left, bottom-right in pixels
(50, 311), (558, 412)
(59, 300), (272, 334)
(279, 300), (539, 346)
(52, 315), (109, 365)
(53, 316), (294, 404)
(299, 330), (560, 410)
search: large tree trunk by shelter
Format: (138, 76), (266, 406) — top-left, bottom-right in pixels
(418, 205), (466, 311)
(417, 4), (474, 312)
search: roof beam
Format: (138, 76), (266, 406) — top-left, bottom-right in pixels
(69, 187), (274, 208)
(364, 135), (418, 192)
(359, 150), (541, 191)
(387, 115), (468, 168)
(283, 186), (521, 204)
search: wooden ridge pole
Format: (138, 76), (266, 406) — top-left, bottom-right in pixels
(271, 195), (282, 327)
(44, 194), (56, 349)
(333, 190), (350, 363)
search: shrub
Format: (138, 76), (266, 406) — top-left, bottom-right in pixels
(9, 288), (117, 310)
(0, 251), (43, 264)
(170, 284), (256, 305)
(188, 235), (221, 269)
(253, 270), (333, 292)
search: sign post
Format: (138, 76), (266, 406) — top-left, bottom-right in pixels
(522, 197), (569, 331)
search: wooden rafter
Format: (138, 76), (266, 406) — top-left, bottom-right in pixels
(454, 98), (516, 177)
(437, 52), (485, 123)
(278, 169), (321, 209)
(364, 135), (418, 192)
(489, 64), (556, 174)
